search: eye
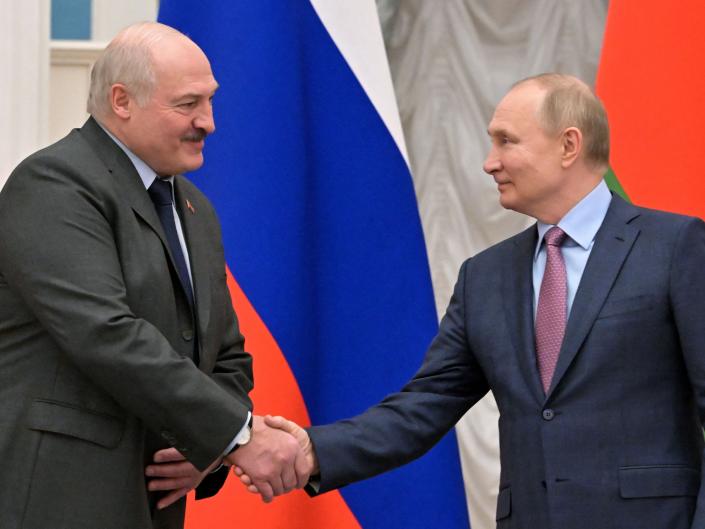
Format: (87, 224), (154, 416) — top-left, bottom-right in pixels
(178, 101), (197, 109)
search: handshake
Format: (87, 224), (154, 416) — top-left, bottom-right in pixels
(145, 415), (318, 508)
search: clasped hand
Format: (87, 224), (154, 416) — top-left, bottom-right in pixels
(145, 414), (313, 508)
(233, 415), (318, 503)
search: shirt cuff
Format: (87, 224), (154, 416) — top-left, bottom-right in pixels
(211, 412), (252, 474)
(304, 474), (322, 496)
(223, 411), (252, 455)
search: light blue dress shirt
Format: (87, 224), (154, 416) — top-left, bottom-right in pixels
(533, 180), (613, 317)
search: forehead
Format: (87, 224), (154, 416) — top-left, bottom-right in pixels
(152, 37), (218, 95)
(488, 83), (545, 135)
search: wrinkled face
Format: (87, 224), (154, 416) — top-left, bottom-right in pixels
(483, 83), (565, 220)
(123, 37), (218, 176)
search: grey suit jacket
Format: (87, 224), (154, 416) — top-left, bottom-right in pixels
(308, 195), (705, 529)
(0, 118), (253, 529)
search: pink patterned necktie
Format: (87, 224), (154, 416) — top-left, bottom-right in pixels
(535, 226), (568, 393)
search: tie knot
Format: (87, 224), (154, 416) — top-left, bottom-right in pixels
(544, 226), (567, 247)
(148, 178), (173, 206)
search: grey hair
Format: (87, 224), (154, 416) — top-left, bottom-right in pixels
(87, 22), (187, 118)
(515, 73), (610, 169)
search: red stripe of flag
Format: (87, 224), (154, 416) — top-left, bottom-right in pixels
(184, 268), (361, 529)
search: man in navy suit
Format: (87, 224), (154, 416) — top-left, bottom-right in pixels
(237, 73), (705, 528)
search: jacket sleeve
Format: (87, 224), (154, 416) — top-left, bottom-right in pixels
(195, 466), (230, 500)
(307, 259), (490, 493)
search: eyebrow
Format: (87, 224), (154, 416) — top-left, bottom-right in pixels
(487, 127), (508, 137)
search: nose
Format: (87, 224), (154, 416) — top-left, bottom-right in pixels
(194, 101), (216, 135)
(483, 146), (501, 175)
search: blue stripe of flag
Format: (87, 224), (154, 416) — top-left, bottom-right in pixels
(159, 2), (470, 527)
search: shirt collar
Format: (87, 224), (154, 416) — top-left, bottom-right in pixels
(97, 121), (173, 190)
(534, 179), (612, 260)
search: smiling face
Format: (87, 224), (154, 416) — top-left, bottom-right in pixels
(120, 36), (218, 176)
(483, 82), (566, 221)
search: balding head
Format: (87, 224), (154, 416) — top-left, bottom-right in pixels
(514, 73), (610, 171)
(87, 22), (191, 118)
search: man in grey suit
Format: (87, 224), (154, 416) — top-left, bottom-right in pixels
(235, 74), (705, 528)
(0, 22), (307, 529)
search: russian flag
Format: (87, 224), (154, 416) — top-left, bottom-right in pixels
(158, 2), (470, 528)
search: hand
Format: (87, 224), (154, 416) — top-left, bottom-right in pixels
(226, 415), (303, 503)
(145, 448), (221, 509)
(234, 415), (318, 499)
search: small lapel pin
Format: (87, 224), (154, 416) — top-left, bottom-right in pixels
(186, 199), (195, 214)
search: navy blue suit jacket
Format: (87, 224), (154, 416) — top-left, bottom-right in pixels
(309, 195), (705, 529)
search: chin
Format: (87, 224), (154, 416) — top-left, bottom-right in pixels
(498, 193), (515, 211)
(174, 158), (205, 175)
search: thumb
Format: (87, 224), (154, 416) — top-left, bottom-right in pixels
(264, 415), (300, 435)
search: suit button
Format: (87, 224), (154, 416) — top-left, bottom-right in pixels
(181, 329), (194, 341)
(542, 409), (555, 421)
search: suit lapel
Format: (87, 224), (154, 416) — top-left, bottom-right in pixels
(80, 118), (196, 323)
(80, 118), (175, 262)
(173, 177), (211, 338)
(503, 225), (546, 405)
(546, 195), (641, 398)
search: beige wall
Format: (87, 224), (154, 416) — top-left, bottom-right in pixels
(48, 41), (103, 144)
(0, 0), (50, 189)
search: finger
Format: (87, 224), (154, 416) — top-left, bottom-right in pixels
(264, 415), (289, 430)
(148, 477), (193, 492)
(247, 485), (259, 494)
(294, 454), (310, 489)
(145, 462), (194, 478)
(153, 447), (186, 463)
(233, 466), (244, 476)
(268, 474), (286, 497)
(156, 487), (190, 510)
(238, 473), (253, 486)
(280, 459), (297, 492)
(254, 481), (274, 503)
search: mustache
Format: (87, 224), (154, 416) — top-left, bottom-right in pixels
(181, 130), (207, 142)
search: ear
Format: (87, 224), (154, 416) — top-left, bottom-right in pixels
(560, 127), (582, 168)
(109, 84), (132, 120)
